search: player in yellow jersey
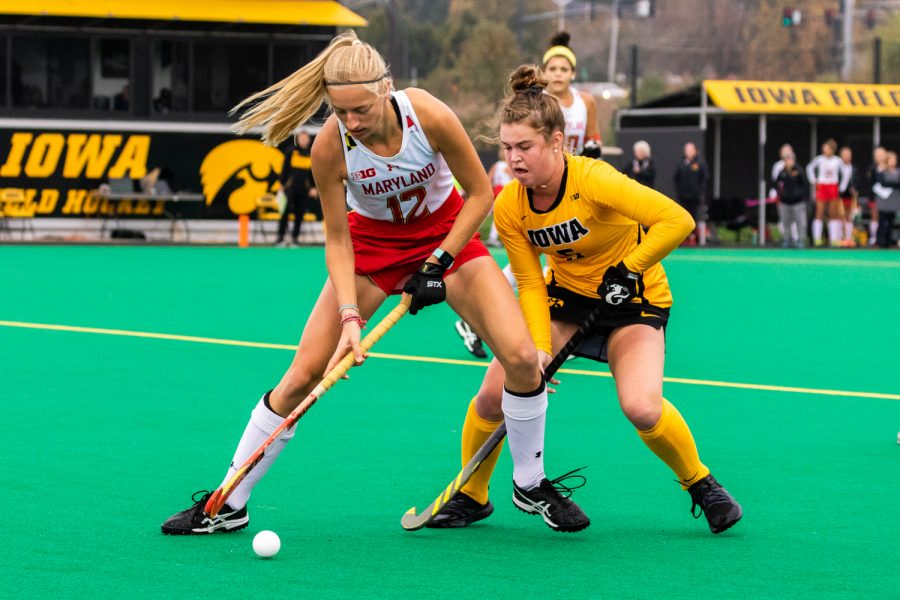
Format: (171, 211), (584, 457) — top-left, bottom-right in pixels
(432, 65), (742, 534)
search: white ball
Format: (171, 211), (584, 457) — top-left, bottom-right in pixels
(252, 530), (281, 558)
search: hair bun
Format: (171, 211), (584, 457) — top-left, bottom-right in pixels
(549, 31), (571, 48)
(509, 65), (547, 94)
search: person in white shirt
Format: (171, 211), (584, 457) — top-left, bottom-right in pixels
(838, 146), (859, 247)
(161, 30), (588, 536)
(542, 31), (601, 158)
(806, 139), (846, 247)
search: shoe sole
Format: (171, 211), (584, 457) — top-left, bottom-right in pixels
(161, 515), (250, 535)
(512, 493), (590, 533)
(709, 506), (743, 535)
(426, 503), (494, 529)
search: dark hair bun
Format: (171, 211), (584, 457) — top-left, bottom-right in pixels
(508, 65), (547, 94)
(549, 31), (571, 48)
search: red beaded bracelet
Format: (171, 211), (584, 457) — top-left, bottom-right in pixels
(340, 314), (367, 328)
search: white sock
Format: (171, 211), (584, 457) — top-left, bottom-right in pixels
(502, 384), (547, 491)
(219, 394), (296, 510)
(812, 219), (823, 242)
(844, 221), (854, 240)
(501, 263), (518, 290)
(869, 220), (878, 242)
(487, 222), (499, 245)
(828, 220), (843, 243)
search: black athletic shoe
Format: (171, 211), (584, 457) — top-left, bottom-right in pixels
(427, 492), (494, 529)
(160, 490), (249, 535)
(512, 469), (590, 533)
(455, 320), (488, 359)
(688, 474), (743, 534)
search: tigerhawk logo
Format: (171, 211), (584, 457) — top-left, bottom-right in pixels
(199, 140), (284, 215)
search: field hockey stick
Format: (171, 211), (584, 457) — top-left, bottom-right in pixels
(205, 294), (412, 517)
(400, 302), (605, 531)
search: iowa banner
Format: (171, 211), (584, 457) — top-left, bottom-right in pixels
(705, 80), (900, 117)
(0, 127), (286, 219)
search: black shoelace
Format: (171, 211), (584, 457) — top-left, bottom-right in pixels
(191, 490), (212, 509)
(689, 480), (729, 518)
(548, 467), (588, 499)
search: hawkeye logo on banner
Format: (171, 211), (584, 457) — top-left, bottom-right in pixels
(705, 80), (900, 117)
(199, 140), (283, 216)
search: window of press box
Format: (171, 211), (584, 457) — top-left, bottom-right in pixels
(151, 40), (190, 114)
(0, 36), (7, 106)
(11, 36), (91, 109)
(92, 38), (132, 112)
(272, 43), (313, 82)
(192, 41), (268, 113)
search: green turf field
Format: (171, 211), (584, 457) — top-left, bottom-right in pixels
(1, 246), (898, 599)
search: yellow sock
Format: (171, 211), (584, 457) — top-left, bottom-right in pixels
(459, 398), (504, 504)
(637, 398), (710, 488)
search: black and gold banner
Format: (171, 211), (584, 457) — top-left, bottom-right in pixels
(0, 127), (285, 219)
(705, 80), (900, 117)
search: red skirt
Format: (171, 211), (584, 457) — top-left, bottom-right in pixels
(348, 189), (490, 294)
(815, 183), (840, 202)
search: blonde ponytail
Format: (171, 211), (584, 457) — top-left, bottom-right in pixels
(231, 30), (388, 146)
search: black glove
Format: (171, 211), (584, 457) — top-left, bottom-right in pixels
(403, 262), (447, 315)
(581, 140), (602, 159)
(597, 262), (640, 306)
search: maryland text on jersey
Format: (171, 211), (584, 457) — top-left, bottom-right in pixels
(354, 162), (437, 194)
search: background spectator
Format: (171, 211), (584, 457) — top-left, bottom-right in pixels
(873, 151), (899, 249)
(838, 146), (859, 246)
(807, 138), (845, 247)
(771, 143), (794, 181)
(863, 146), (887, 246)
(622, 140), (656, 189)
(276, 131), (319, 247)
(153, 88), (172, 114)
(486, 148), (514, 248)
(773, 151), (809, 248)
(674, 142), (709, 246)
(113, 83), (129, 111)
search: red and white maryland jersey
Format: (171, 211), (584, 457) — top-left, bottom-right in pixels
(807, 155), (842, 185)
(339, 90), (455, 223)
(560, 90), (588, 155)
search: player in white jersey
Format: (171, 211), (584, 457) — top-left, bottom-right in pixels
(806, 138), (847, 246)
(161, 30), (588, 536)
(543, 32), (601, 158)
(454, 32), (605, 360)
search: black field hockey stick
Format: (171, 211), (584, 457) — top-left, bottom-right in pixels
(400, 302), (605, 531)
(205, 295), (411, 517)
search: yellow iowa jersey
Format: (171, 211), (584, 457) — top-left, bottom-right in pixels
(290, 151), (312, 169)
(493, 155), (694, 353)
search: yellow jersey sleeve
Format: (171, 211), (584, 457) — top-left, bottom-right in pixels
(494, 185), (552, 354)
(580, 160), (694, 273)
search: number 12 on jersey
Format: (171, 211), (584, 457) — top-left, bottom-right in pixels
(386, 186), (429, 224)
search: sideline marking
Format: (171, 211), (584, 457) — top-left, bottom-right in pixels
(663, 254), (900, 269)
(1, 319), (898, 401)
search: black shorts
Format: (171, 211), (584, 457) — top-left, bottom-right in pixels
(547, 283), (669, 363)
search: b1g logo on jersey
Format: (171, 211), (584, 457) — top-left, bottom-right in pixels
(527, 217), (590, 248)
(351, 167), (377, 181)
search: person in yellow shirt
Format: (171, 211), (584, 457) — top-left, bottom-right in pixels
(434, 64), (742, 535)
